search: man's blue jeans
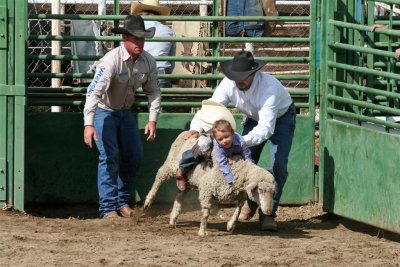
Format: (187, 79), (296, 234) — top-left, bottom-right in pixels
(94, 108), (143, 218)
(242, 105), (296, 218)
(225, 0), (265, 37)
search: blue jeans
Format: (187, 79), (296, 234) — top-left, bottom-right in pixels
(242, 104), (296, 218)
(94, 108), (143, 218)
(225, 0), (265, 37)
(157, 67), (172, 88)
(179, 150), (200, 172)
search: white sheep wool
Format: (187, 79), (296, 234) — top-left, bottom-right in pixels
(199, 100), (236, 132)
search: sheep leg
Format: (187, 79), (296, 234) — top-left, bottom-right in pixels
(143, 165), (174, 209)
(227, 199), (245, 233)
(169, 190), (188, 228)
(198, 206), (211, 237)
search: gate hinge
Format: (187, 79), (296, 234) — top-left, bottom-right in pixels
(0, 5), (7, 49)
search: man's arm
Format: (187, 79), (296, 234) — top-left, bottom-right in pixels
(142, 61), (161, 141)
(83, 62), (113, 148)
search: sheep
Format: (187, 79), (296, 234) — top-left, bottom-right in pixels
(144, 132), (277, 236)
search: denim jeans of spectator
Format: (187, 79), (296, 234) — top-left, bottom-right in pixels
(242, 105), (296, 218)
(94, 108), (143, 218)
(157, 67), (172, 88)
(225, 0), (265, 37)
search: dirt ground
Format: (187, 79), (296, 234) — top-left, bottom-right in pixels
(0, 202), (399, 267)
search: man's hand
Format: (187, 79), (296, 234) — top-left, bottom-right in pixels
(84, 125), (97, 148)
(370, 24), (388, 32)
(182, 130), (200, 140)
(144, 121), (157, 141)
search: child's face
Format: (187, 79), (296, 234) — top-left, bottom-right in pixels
(214, 130), (233, 149)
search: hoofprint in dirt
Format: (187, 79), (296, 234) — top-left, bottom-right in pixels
(0, 204), (399, 266)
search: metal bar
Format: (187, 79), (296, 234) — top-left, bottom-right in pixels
(327, 61), (400, 80)
(29, 14), (310, 22)
(27, 97), (309, 108)
(28, 54), (310, 62)
(27, 72), (310, 80)
(327, 94), (400, 116)
(328, 80), (400, 99)
(28, 0), (213, 4)
(29, 35), (310, 43)
(27, 87), (310, 95)
(331, 42), (398, 58)
(330, 19), (400, 36)
(327, 108), (400, 129)
(27, 0), (311, 4)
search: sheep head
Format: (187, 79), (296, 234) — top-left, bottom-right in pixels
(245, 182), (275, 215)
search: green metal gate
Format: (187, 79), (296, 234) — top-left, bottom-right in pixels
(4, 1), (317, 211)
(0, 0), (26, 210)
(321, 0), (400, 233)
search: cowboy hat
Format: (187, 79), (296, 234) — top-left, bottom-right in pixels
(131, 0), (171, 16)
(199, 100), (236, 132)
(220, 51), (267, 81)
(111, 15), (155, 38)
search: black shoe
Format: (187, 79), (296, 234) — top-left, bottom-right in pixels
(260, 215), (277, 231)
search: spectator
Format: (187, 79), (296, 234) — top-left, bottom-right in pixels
(83, 15), (161, 219)
(131, 0), (176, 87)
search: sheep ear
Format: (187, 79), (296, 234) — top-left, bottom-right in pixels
(246, 182), (258, 203)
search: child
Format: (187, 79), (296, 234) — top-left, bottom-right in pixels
(175, 100), (237, 191)
(175, 134), (212, 191)
(212, 119), (253, 185)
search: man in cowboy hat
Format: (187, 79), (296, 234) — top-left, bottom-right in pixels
(83, 15), (161, 219)
(131, 0), (176, 88)
(183, 51), (296, 231)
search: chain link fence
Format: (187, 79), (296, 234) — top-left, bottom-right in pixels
(27, 0), (315, 112)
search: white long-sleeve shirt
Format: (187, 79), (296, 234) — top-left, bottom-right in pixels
(144, 21), (176, 71)
(190, 72), (292, 147)
(83, 45), (161, 126)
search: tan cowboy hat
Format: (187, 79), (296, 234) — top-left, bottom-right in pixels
(131, 0), (171, 16)
(199, 100), (236, 132)
(111, 15), (155, 38)
(220, 51), (267, 81)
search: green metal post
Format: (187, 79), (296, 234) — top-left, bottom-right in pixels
(6, 0), (16, 208)
(114, 0), (120, 48)
(0, 1), (7, 204)
(309, 0), (317, 202)
(12, 0), (27, 210)
(211, 0), (219, 90)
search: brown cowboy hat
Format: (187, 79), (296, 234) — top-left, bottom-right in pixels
(220, 51), (267, 81)
(131, 0), (171, 16)
(111, 15), (155, 38)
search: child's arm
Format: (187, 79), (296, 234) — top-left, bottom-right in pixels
(236, 133), (254, 163)
(213, 139), (234, 184)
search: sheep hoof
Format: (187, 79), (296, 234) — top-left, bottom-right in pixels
(227, 223), (236, 233)
(169, 221), (176, 228)
(198, 230), (208, 237)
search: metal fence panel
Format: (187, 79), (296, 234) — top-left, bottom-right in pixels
(320, 0), (400, 233)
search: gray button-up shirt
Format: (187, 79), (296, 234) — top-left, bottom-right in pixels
(84, 45), (161, 126)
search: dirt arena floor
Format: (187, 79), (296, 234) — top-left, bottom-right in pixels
(0, 202), (399, 266)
